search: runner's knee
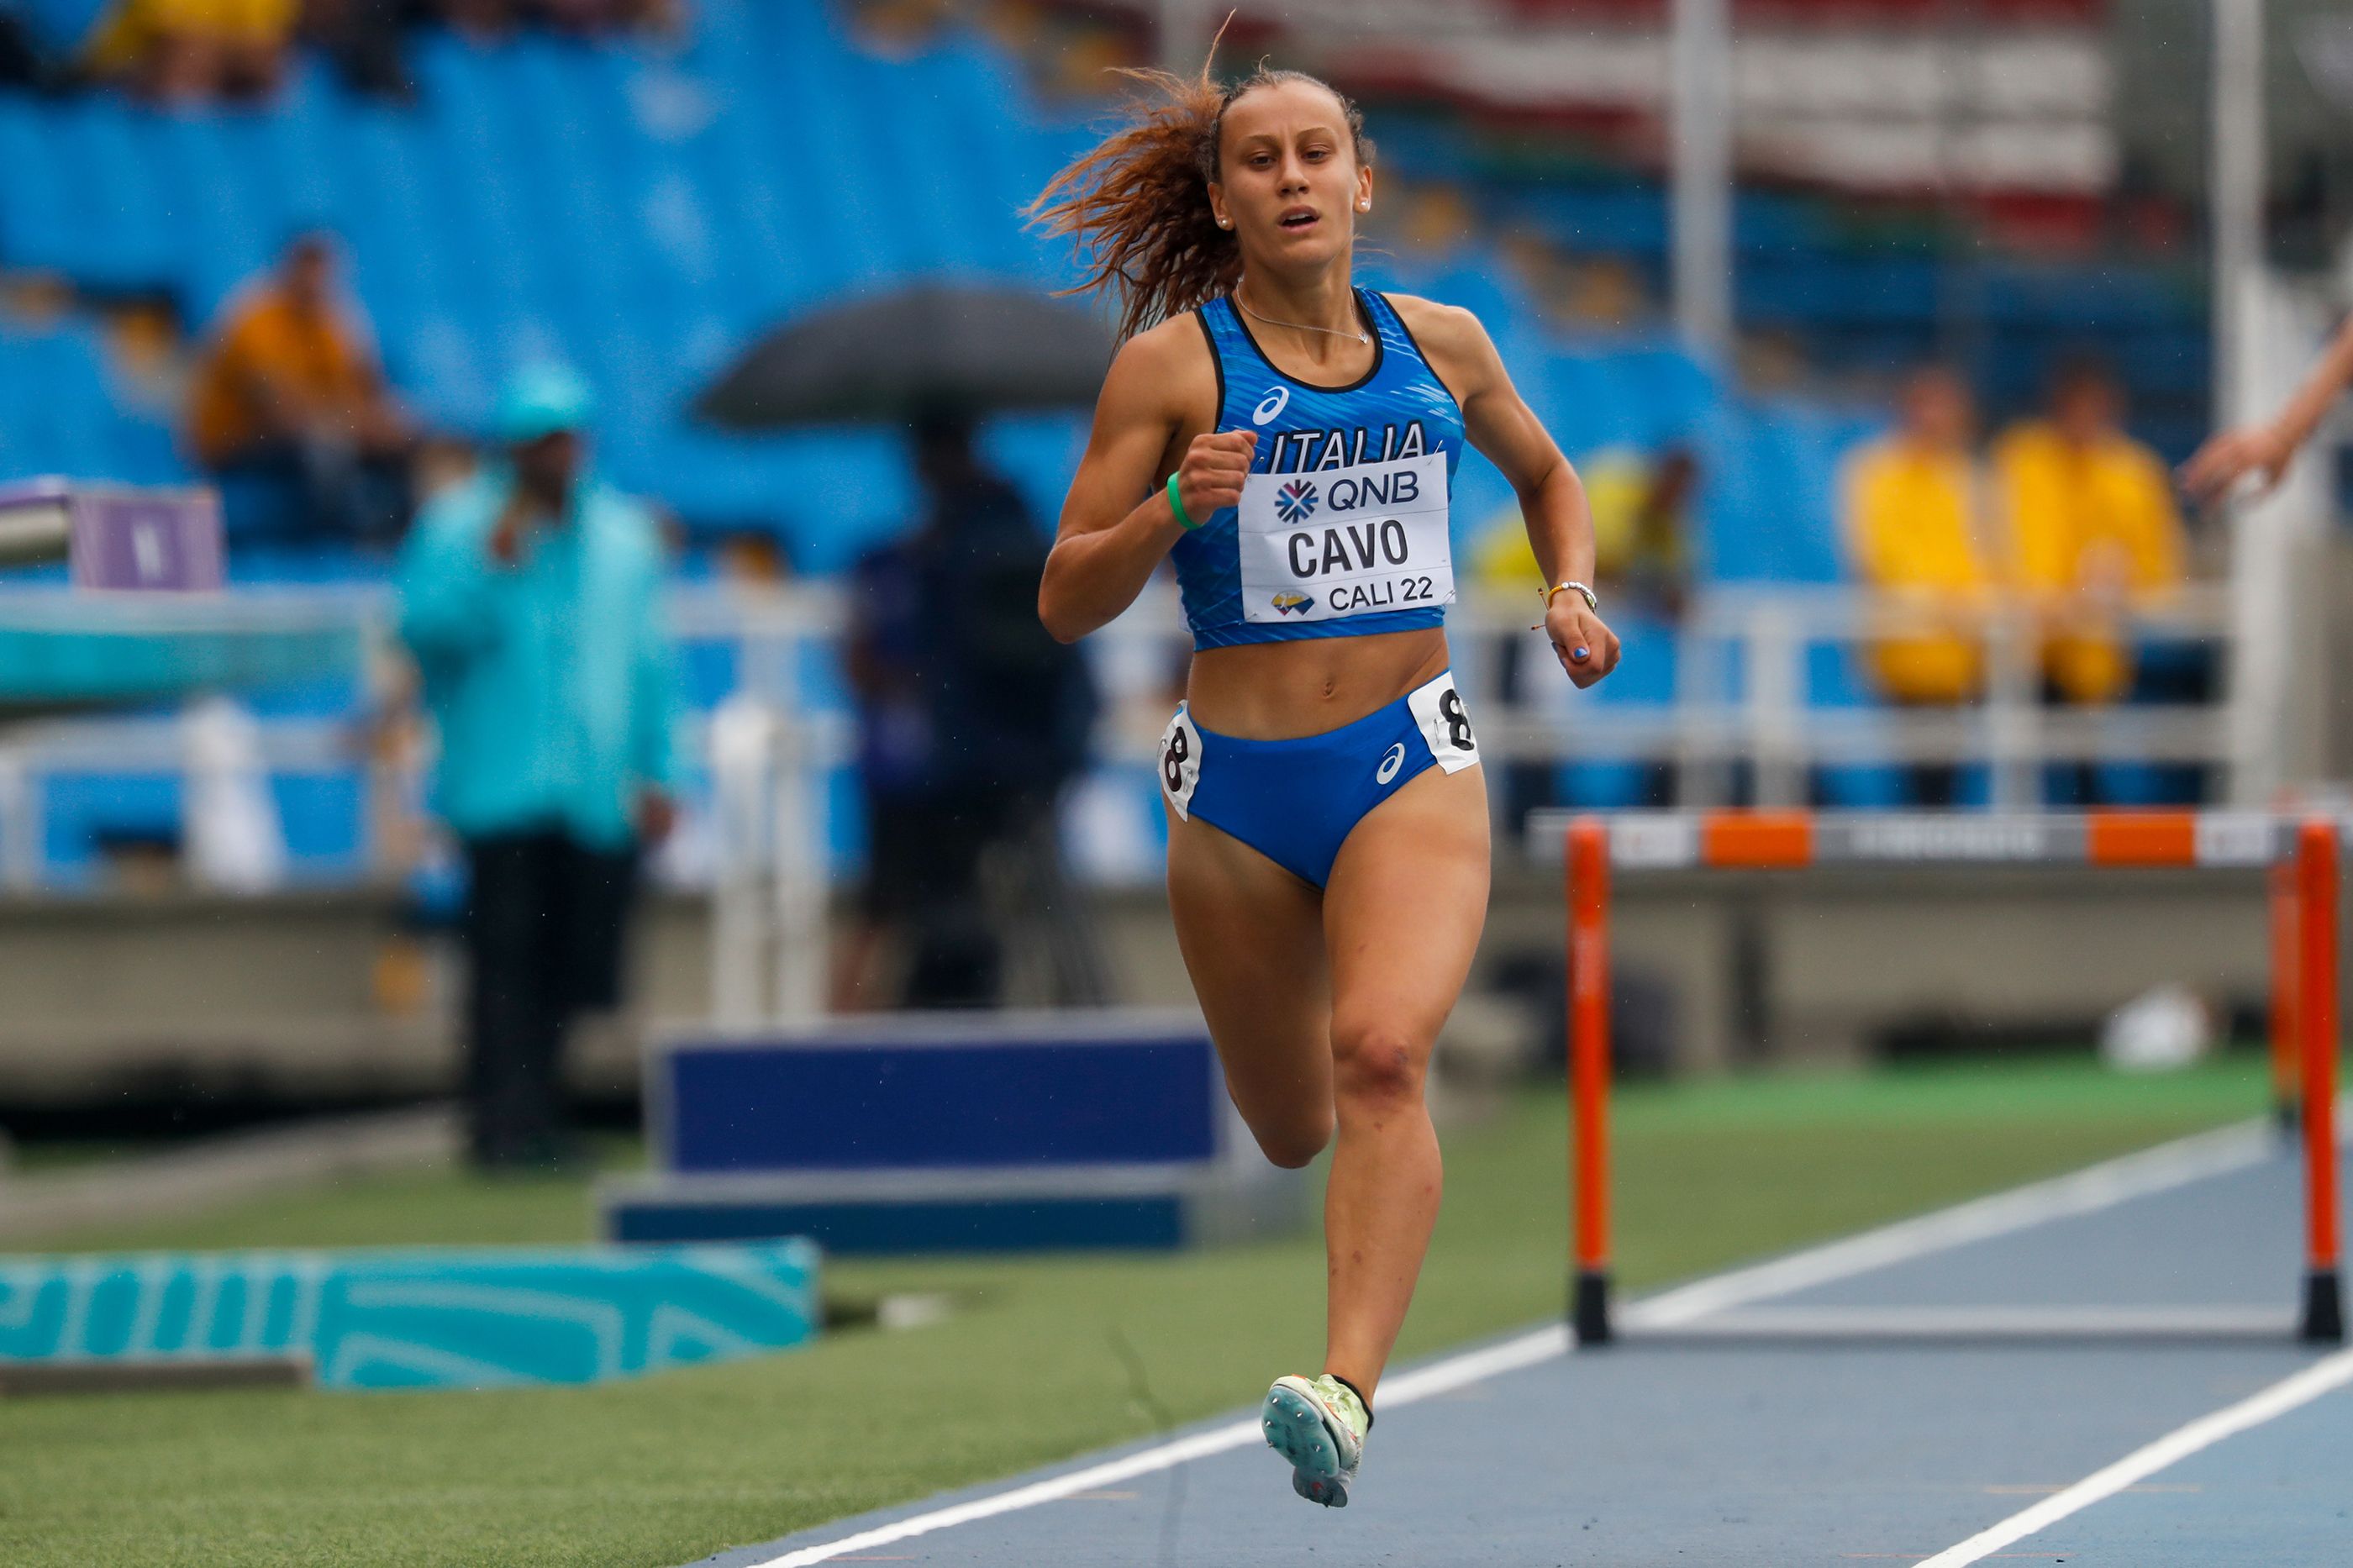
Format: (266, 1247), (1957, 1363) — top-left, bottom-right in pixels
(1329, 1018), (1427, 1112)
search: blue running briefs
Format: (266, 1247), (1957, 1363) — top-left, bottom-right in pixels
(1157, 670), (1481, 887)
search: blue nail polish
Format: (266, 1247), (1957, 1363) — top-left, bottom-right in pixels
(1572, 645), (1589, 660)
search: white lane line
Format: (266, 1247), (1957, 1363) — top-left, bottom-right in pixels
(1913, 1345), (2353, 1567)
(1624, 1118), (2272, 1331)
(743, 1326), (1571, 1568)
(1653, 1304), (2297, 1339)
(734, 1116), (2287, 1568)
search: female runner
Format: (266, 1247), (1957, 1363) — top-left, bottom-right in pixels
(1030, 57), (1620, 1507)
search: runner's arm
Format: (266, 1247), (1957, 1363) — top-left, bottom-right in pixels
(1040, 324), (1250, 643)
(1396, 297), (1620, 685)
(2182, 314), (2353, 502)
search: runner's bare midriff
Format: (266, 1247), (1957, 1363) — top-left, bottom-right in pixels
(1186, 626), (1450, 740)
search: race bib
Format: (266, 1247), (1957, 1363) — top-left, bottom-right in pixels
(1236, 450), (1452, 624)
(1407, 672), (1480, 775)
(1159, 705), (1202, 819)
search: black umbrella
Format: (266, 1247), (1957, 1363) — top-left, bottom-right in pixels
(692, 283), (1118, 429)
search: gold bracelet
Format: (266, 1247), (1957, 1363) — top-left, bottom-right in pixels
(1540, 580), (1598, 613)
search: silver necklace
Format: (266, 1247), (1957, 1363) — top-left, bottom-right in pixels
(1234, 287), (1369, 346)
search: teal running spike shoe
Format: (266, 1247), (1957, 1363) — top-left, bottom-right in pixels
(1261, 1373), (1371, 1507)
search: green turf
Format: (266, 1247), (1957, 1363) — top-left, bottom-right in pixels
(0, 1053), (2272, 1567)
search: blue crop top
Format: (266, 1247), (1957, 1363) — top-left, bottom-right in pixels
(1170, 289), (1466, 650)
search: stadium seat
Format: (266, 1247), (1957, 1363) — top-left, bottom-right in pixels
(0, 1), (2227, 882)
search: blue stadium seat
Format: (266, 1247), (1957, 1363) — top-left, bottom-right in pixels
(147, 112), (276, 318)
(41, 773), (180, 884)
(15, 0), (111, 55)
(271, 771), (366, 876)
(1697, 402), (1868, 585)
(0, 1), (2245, 898)
(62, 99), (180, 288)
(979, 411), (1088, 533)
(0, 319), (182, 485)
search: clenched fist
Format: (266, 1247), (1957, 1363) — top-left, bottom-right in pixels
(1171, 429), (1258, 522)
(1545, 595), (1622, 690)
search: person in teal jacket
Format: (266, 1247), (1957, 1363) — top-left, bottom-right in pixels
(397, 363), (679, 1170)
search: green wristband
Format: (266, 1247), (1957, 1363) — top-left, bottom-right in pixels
(1166, 471), (1200, 531)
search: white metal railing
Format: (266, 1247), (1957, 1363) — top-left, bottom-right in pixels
(1540, 583), (2238, 811)
(1082, 581), (2242, 813)
(0, 575), (2253, 1012)
(0, 576), (2250, 852)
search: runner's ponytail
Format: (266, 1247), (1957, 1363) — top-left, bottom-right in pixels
(1027, 39), (1373, 344)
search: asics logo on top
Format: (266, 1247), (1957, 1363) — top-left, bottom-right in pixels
(1275, 479), (1319, 524)
(1252, 387), (1291, 425)
(1376, 743), (1406, 784)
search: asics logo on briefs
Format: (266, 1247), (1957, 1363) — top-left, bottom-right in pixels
(1270, 591), (1315, 615)
(1275, 479), (1319, 524)
(1376, 744), (1406, 784)
(1251, 387), (1291, 425)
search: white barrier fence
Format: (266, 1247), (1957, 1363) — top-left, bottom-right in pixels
(0, 577), (2257, 1022)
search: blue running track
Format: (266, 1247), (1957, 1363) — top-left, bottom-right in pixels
(687, 1124), (2352, 1568)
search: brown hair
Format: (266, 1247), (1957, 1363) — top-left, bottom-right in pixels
(1026, 47), (1375, 344)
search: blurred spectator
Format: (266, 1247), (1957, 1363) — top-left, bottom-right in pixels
(442, 0), (683, 40)
(395, 364), (680, 1171)
(835, 405), (1096, 1009)
(0, 21), (29, 84)
(85, 0), (297, 101)
(1994, 357), (2187, 802)
(1588, 445), (1694, 621)
(713, 528), (790, 587)
(302, 0), (410, 98)
(2, 0), (113, 84)
(187, 232), (414, 546)
(1996, 357), (2187, 706)
(409, 430), (481, 507)
(1840, 366), (1992, 807)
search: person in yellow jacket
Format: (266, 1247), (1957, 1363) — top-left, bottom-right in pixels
(87, 0), (297, 101)
(1994, 360), (2187, 708)
(1842, 367), (1992, 704)
(1840, 367), (1992, 803)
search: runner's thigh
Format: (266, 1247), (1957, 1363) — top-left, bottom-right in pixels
(1164, 804), (1334, 1164)
(1323, 764), (1490, 1068)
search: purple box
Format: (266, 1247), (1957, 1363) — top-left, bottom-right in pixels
(69, 486), (224, 592)
(0, 480), (224, 591)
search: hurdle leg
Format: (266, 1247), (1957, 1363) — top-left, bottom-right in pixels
(2296, 818), (2344, 1344)
(1569, 816), (1613, 1344)
(2271, 857), (2302, 1134)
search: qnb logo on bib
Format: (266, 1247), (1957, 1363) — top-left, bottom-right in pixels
(1376, 743), (1406, 784)
(1251, 387), (1291, 426)
(1235, 450), (1453, 624)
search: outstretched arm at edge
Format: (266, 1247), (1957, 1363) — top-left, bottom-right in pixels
(2183, 314), (2353, 502)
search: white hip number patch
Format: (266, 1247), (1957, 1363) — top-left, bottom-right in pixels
(1407, 673), (1480, 774)
(1159, 704), (1203, 818)
(1237, 450), (1452, 624)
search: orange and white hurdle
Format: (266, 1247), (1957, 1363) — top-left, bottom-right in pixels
(1534, 808), (2345, 1347)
